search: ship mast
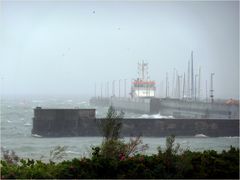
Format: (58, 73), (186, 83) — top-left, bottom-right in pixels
(138, 60), (148, 81)
(210, 73), (215, 103)
(187, 61), (190, 98)
(191, 51), (194, 100)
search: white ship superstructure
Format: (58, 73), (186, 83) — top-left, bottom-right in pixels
(131, 61), (156, 98)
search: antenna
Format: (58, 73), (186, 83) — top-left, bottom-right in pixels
(101, 83), (103, 99)
(138, 62), (141, 80)
(176, 75), (179, 99)
(107, 81), (109, 98)
(183, 73), (185, 99)
(166, 72), (168, 98)
(172, 68), (175, 97)
(158, 81), (160, 98)
(205, 80), (208, 102)
(145, 62), (149, 81)
(194, 74), (198, 101)
(177, 75), (182, 99)
(119, 79), (121, 98)
(175, 71), (178, 98)
(191, 51), (194, 99)
(104, 82), (107, 97)
(94, 83), (96, 98)
(210, 73), (215, 103)
(124, 79), (127, 98)
(112, 80), (115, 97)
(187, 61), (190, 98)
(198, 67), (201, 99)
(0, 76), (3, 124)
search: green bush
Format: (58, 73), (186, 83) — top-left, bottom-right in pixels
(1, 146), (239, 179)
(95, 106), (148, 160)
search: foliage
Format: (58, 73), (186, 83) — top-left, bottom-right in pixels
(1, 147), (20, 165)
(1, 146), (239, 179)
(49, 146), (67, 162)
(157, 135), (180, 155)
(99, 139), (126, 159)
(95, 106), (148, 159)
(165, 135), (180, 154)
(125, 136), (149, 157)
(97, 106), (124, 141)
(92, 136), (149, 160)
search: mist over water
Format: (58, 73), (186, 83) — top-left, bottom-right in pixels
(1, 96), (239, 161)
(0, 1), (239, 99)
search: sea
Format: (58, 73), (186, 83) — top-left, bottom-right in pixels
(1, 96), (239, 162)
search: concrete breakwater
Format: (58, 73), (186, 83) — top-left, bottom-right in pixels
(120, 118), (239, 137)
(32, 108), (239, 137)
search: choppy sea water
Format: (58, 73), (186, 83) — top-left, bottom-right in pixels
(1, 96), (239, 161)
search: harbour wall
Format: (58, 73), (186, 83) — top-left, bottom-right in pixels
(32, 108), (239, 137)
(152, 98), (239, 119)
(120, 118), (239, 137)
(90, 97), (239, 119)
(32, 107), (96, 137)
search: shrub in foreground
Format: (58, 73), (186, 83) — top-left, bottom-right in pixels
(1, 146), (239, 179)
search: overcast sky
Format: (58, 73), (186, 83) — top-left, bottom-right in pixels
(0, 1), (239, 99)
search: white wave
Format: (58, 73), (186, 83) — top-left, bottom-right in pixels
(24, 123), (32, 126)
(7, 120), (12, 123)
(67, 99), (73, 103)
(32, 134), (42, 138)
(195, 134), (208, 138)
(139, 113), (174, 119)
(139, 114), (150, 118)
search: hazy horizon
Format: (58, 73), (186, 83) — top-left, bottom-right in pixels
(0, 1), (239, 99)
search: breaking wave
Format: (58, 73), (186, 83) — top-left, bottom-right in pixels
(139, 113), (174, 119)
(194, 134), (208, 138)
(31, 134), (42, 138)
(24, 123), (32, 126)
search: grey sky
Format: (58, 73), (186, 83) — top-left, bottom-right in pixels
(0, 1), (239, 99)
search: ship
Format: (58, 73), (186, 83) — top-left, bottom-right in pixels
(90, 61), (239, 119)
(130, 61), (156, 98)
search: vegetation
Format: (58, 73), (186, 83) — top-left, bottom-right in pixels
(1, 106), (239, 179)
(96, 106), (148, 159)
(97, 105), (124, 141)
(1, 144), (239, 179)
